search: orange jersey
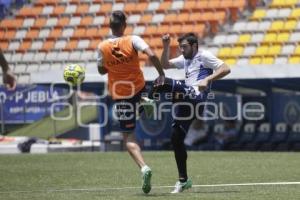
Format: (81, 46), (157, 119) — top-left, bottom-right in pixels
(99, 36), (145, 100)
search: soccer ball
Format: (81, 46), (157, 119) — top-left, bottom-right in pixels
(63, 64), (85, 86)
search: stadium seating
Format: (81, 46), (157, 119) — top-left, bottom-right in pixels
(0, 0), (251, 75)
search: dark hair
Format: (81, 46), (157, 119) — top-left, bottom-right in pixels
(178, 32), (198, 48)
(109, 10), (126, 31)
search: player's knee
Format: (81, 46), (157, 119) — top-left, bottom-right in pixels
(126, 141), (137, 151)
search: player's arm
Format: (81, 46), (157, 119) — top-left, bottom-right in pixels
(198, 51), (231, 91)
(202, 63), (230, 86)
(161, 34), (177, 69)
(132, 35), (165, 85)
(0, 50), (16, 90)
(97, 50), (107, 75)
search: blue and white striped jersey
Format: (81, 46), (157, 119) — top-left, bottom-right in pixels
(169, 50), (224, 94)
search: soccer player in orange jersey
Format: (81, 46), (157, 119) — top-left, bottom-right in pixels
(97, 11), (165, 194)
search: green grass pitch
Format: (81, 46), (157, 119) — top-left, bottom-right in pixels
(0, 151), (300, 200)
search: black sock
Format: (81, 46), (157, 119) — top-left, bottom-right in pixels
(171, 126), (188, 182)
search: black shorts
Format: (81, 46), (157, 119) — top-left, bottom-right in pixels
(114, 88), (146, 132)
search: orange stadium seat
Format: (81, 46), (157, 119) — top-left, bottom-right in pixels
(52, 5), (66, 17)
(230, 0), (246, 22)
(136, 2), (148, 12)
(195, 0), (208, 12)
(149, 37), (163, 48)
(56, 17), (70, 28)
(85, 27), (99, 38)
(25, 28), (39, 40)
(75, 4), (89, 16)
(0, 18), (23, 29)
(207, 0), (221, 11)
(182, 0), (197, 12)
(189, 13), (202, 22)
(177, 12), (190, 24)
(18, 6), (43, 17)
(219, 0), (232, 11)
(139, 14), (152, 25)
(17, 39), (32, 52)
(4, 30), (16, 40)
(98, 26), (110, 37)
(163, 13), (177, 25)
(41, 39), (55, 52)
(65, 39), (78, 51)
(0, 41), (9, 49)
(124, 26), (133, 35)
(0, 29), (4, 38)
(73, 27), (87, 39)
(99, 3), (113, 15)
(157, 1), (172, 12)
(33, 18), (47, 29)
(124, 3), (137, 14)
(48, 28), (62, 39)
(156, 24), (169, 35)
(143, 25), (157, 37)
(80, 16), (93, 27)
(88, 38), (101, 50)
(171, 24), (183, 36)
(35, 0), (59, 6)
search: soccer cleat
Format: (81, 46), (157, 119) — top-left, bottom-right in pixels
(142, 168), (152, 194)
(140, 97), (156, 118)
(170, 179), (192, 194)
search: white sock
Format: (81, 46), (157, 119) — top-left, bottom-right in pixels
(141, 165), (151, 174)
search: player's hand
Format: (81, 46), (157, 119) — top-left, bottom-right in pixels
(198, 78), (209, 91)
(154, 75), (165, 87)
(3, 70), (16, 90)
(162, 34), (171, 47)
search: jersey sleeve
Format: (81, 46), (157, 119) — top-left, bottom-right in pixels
(131, 35), (149, 52)
(169, 55), (185, 69)
(201, 50), (224, 70)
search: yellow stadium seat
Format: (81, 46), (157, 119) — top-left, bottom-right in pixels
(218, 47), (231, 57)
(250, 9), (266, 20)
(289, 8), (300, 19)
(237, 34), (251, 44)
(288, 56), (300, 64)
(250, 56), (261, 65)
(277, 32), (290, 43)
(270, 0), (297, 8)
(269, 20), (284, 32)
(225, 58), (237, 65)
(231, 46), (244, 56)
(268, 44), (282, 56)
(264, 33), (277, 43)
(294, 46), (300, 55)
(283, 20), (297, 31)
(255, 45), (269, 56)
(261, 56), (274, 64)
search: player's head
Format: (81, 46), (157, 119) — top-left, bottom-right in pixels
(177, 33), (198, 59)
(109, 11), (127, 36)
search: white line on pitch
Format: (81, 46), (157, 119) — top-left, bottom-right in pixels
(0, 181), (300, 194)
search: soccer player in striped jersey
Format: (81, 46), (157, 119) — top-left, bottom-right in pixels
(158, 33), (231, 193)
